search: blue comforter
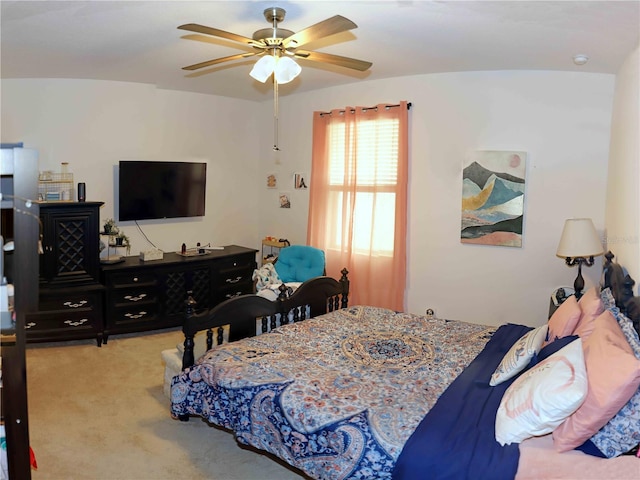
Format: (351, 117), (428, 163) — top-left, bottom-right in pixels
(392, 323), (532, 480)
(172, 306), (498, 479)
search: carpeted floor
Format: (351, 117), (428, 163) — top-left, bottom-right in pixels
(25, 328), (307, 480)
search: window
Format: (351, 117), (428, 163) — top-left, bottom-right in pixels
(327, 117), (399, 254)
(308, 101), (409, 310)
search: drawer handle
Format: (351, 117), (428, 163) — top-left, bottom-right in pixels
(125, 311), (148, 320)
(226, 276), (243, 284)
(63, 300), (88, 309)
(133, 277), (139, 282)
(64, 319), (89, 327)
(225, 291), (243, 299)
(124, 294), (147, 302)
(25, 322), (37, 330)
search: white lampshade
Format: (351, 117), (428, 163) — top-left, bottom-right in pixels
(274, 56), (301, 84)
(556, 218), (604, 258)
(249, 55), (277, 83)
(249, 55), (301, 84)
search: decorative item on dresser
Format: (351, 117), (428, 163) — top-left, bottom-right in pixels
(25, 201), (105, 346)
(100, 245), (257, 343)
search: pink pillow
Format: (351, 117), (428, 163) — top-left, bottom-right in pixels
(573, 287), (604, 339)
(553, 310), (640, 452)
(544, 295), (582, 346)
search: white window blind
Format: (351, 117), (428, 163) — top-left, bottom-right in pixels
(327, 117), (400, 254)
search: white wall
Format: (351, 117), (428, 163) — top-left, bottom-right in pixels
(267, 71), (615, 327)
(1, 72), (618, 328)
(1, 79), (262, 254)
(605, 45), (640, 288)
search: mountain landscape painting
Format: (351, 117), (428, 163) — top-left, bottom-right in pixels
(461, 151), (526, 247)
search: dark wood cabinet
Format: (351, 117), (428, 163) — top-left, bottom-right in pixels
(26, 202), (105, 346)
(39, 202), (103, 287)
(101, 245), (257, 342)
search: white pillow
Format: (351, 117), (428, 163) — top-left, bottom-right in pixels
(495, 338), (587, 446)
(490, 325), (548, 386)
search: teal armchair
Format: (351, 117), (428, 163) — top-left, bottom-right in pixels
(274, 245), (325, 283)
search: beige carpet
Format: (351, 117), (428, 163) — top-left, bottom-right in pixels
(25, 328), (307, 480)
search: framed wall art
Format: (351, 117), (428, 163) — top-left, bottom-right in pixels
(279, 192), (291, 208)
(267, 173), (277, 189)
(294, 172), (308, 189)
(461, 150), (527, 247)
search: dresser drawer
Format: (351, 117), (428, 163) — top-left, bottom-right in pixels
(112, 288), (158, 306)
(216, 261), (253, 286)
(39, 290), (101, 312)
(216, 280), (254, 302)
(110, 304), (160, 326)
(25, 309), (101, 342)
(107, 271), (158, 288)
(216, 253), (256, 270)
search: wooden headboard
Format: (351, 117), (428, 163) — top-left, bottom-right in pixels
(181, 269), (350, 369)
(602, 251), (640, 335)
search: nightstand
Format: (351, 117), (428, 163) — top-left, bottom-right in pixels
(548, 287), (574, 319)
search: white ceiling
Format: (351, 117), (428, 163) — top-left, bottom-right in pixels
(2, 1), (639, 102)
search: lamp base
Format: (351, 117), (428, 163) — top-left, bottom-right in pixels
(566, 256), (595, 299)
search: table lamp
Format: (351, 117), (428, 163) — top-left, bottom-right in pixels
(556, 218), (604, 299)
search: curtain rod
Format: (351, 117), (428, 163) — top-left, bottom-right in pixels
(319, 102), (412, 116)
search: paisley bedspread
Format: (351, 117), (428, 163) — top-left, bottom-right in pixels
(171, 305), (496, 479)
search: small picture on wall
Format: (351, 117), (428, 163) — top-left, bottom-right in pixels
(279, 192), (291, 208)
(294, 172), (308, 189)
(267, 173), (277, 189)
(461, 150), (527, 247)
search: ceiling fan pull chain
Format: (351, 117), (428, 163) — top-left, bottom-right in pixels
(273, 78), (280, 151)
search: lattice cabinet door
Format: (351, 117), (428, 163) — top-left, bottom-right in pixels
(162, 266), (211, 317)
(39, 202), (103, 287)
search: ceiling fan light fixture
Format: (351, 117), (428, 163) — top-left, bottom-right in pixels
(249, 55), (301, 84)
(274, 56), (301, 84)
(249, 55), (276, 83)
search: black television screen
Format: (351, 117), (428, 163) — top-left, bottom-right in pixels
(118, 161), (206, 221)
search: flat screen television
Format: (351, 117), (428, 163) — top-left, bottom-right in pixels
(118, 160), (207, 221)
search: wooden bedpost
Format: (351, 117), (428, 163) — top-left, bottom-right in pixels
(340, 268), (350, 309)
(178, 291), (199, 422)
(182, 292), (198, 370)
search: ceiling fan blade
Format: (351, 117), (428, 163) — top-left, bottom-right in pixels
(282, 15), (357, 49)
(178, 23), (258, 46)
(182, 52), (258, 71)
(295, 50), (372, 72)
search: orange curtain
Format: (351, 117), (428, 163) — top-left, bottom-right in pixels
(307, 101), (409, 310)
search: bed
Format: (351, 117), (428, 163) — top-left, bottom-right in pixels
(170, 253), (640, 479)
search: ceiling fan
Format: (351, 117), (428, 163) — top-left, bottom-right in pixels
(178, 6), (372, 151)
(178, 6), (373, 79)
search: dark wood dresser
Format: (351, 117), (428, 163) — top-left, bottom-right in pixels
(26, 201), (105, 345)
(100, 245), (257, 343)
